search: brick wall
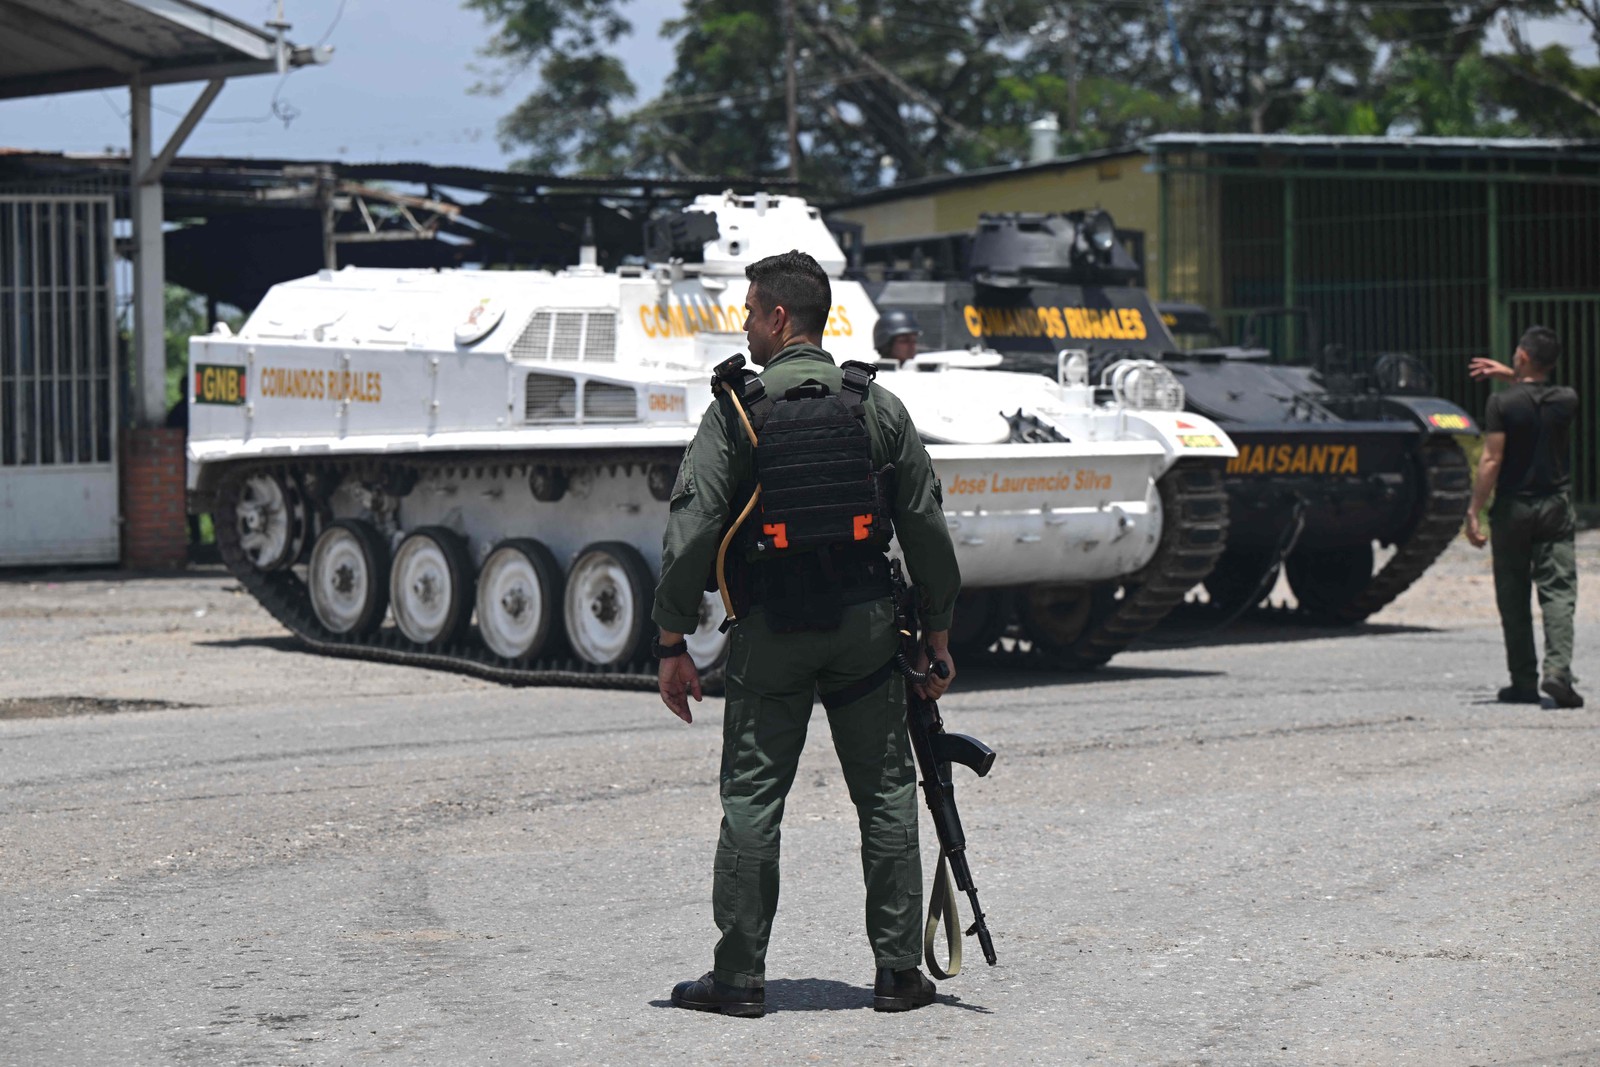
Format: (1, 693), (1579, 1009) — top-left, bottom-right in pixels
(120, 427), (188, 570)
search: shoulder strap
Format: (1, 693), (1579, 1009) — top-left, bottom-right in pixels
(839, 359), (877, 419)
(710, 354), (776, 439)
(735, 371), (775, 434)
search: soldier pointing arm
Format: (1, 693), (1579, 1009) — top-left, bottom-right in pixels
(1466, 326), (1583, 708)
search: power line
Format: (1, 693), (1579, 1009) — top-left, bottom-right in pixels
(315, 0), (348, 47)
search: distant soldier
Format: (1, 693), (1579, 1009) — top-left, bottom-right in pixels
(1466, 325), (1582, 707)
(873, 309), (921, 366)
(651, 250), (960, 1016)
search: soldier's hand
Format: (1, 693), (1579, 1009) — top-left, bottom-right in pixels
(659, 654), (703, 723)
(914, 643), (955, 701)
(1468, 357), (1513, 382)
(1465, 511), (1488, 549)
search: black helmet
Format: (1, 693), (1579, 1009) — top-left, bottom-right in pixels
(873, 310), (921, 354)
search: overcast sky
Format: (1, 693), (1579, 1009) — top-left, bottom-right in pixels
(0, 0), (1593, 172)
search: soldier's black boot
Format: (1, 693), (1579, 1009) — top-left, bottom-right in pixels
(671, 972), (765, 1018)
(1497, 685), (1542, 705)
(872, 966), (937, 1012)
(1542, 676), (1584, 709)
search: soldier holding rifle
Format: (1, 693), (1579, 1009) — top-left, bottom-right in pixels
(651, 250), (961, 1016)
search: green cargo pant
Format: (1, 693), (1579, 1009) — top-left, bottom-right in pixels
(711, 597), (923, 989)
(1490, 492), (1579, 691)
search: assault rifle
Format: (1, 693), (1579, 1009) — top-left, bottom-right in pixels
(891, 560), (998, 976)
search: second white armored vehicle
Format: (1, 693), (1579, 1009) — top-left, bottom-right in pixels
(187, 192), (1236, 685)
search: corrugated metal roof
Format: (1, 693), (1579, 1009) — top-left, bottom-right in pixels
(826, 146), (1147, 211)
(1146, 133), (1600, 157)
(0, 0), (327, 99)
(0, 150), (796, 198)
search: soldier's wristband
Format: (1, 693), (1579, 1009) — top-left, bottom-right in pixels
(652, 636), (689, 660)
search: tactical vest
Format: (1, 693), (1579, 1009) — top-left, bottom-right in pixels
(714, 356), (895, 558)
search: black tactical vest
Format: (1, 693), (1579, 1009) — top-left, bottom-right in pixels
(714, 355), (895, 557)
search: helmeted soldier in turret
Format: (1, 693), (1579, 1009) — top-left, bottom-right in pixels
(873, 309), (921, 366)
(652, 250), (960, 1017)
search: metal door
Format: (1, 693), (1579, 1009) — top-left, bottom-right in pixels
(0, 196), (120, 565)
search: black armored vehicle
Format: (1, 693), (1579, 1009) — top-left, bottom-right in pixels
(869, 210), (1478, 624)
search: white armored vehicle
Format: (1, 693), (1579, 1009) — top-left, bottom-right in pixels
(187, 192), (1236, 686)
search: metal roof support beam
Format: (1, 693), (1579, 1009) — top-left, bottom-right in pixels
(129, 75), (226, 425)
(141, 78), (224, 186)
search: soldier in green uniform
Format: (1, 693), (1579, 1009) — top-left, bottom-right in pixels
(1466, 325), (1583, 708)
(652, 250), (961, 1017)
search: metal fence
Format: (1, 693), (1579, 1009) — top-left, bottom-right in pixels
(1158, 148), (1600, 503)
(0, 194), (121, 565)
(1, 196), (118, 468)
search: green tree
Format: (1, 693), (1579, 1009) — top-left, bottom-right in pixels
(468, 0), (1598, 196)
(465, 0), (638, 173)
(1487, 3), (1600, 136)
(627, 0), (1041, 193)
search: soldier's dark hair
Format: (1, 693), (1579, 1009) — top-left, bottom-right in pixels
(745, 250), (832, 337)
(1519, 325), (1561, 370)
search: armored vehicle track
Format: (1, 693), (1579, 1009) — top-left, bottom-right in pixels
(213, 454), (692, 691)
(1284, 437), (1471, 624)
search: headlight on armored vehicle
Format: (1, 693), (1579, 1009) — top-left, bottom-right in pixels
(1104, 359), (1185, 412)
(1058, 348), (1090, 387)
(1085, 210), (1117, 258)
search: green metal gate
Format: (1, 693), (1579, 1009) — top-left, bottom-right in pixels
(1155, 137), (1600, 503)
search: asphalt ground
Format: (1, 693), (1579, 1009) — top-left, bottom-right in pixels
(2, 534), (1598, 1066)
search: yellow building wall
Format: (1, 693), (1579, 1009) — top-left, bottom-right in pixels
(830, 152), (1166, 293)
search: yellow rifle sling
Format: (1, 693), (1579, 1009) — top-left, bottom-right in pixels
(715, 379), (763, 623)
(924, 850), (963, 979)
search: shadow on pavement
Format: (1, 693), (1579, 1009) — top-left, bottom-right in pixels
(195, 635), (305, 653)
(647, 976), (992, 1014)
(952, 663), (1226, 694)
(1140, 615), (1439, 653)
(190, 639), (1228, 696)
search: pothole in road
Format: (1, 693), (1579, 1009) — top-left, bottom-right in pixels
(0, 695), (192, 719)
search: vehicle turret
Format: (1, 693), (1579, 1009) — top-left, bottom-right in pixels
(644, 191), (847, 278)
(968, 210), (1142, 287)
(870, 208), (1479, 626)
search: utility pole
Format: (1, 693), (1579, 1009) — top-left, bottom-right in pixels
(783, 0), (800, 180)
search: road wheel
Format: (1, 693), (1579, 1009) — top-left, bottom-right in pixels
(390, 527), (475, 648)
(564, 542), (653, 667)
(476, 538), (564, 661)
(234, 472), (308, 570)
(307, 519), (390, 637)
(1202, 550), (1280, 618)
(1018, 583), (1117, 670)
(1285, 543), (1375, 620)
(948, 588), (1013, 655)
